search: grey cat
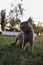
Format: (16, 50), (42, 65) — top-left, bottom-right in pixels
(11, 21), (34, 52)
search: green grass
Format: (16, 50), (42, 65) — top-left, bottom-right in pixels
(0, 35), (43, 65)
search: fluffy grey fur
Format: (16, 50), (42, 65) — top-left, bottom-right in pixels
(11, 21), (34, 52)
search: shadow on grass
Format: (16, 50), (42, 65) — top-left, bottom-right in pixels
(0, 44), (43, 65)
